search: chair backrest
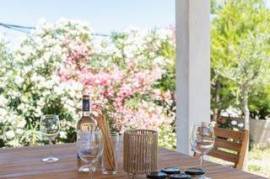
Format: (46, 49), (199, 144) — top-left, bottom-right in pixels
(208, 127), (249, 169)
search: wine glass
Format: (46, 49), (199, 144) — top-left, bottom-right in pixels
(76, 130), (103, 179)
(190, 122), (215, 179)
(40, 114), (60, 163)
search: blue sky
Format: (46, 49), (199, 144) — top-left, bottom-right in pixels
(0, 0), (174, 38)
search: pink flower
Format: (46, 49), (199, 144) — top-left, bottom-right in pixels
(56, 33), (173, 132)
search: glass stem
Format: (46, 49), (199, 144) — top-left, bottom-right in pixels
(89, 163), (93, 179)
(200, 154), (204, 168)
(48, 138), (52, 145)
(47, 138), (52, 157)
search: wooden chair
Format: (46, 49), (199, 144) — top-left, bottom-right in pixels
(194, 127), (249, 169)
(207, 127), (249, 169)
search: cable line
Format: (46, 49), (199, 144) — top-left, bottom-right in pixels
(0, 22), (110, 37)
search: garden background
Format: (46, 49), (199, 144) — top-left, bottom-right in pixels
(0, 0), (270, 177)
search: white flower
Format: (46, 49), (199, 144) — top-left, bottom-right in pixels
(231, 120), (237, 126)
(156, 29), (171, 40)
(0, 95), (7, 106)
(17, 118), (26, 128)
(238, 123), (244, 128)
(16, 128), (24, 135)
(22, 66), (32, 74)
(153, 57), (166, 66)
(59, 131), (67, 138)
(14, 76), (24, 86)
(5, 130), (15, 139)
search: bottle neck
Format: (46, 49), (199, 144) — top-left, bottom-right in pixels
(82, 111), (90, 117)
(82, 96), (90, 116)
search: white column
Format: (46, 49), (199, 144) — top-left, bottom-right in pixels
(175, 0), (210, 155)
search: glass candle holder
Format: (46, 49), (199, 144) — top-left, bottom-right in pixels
(123, 129), (158, 177)
(102, 132), (122, 175)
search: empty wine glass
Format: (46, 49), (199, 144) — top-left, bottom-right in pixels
(76, 130), (103, 179)
(40, 114), (60, 163)
(191, 122), (215, 179)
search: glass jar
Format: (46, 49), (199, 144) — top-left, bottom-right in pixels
(102, 132), (122, 175)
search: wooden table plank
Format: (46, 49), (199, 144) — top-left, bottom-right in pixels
(0, 143), (266, 179)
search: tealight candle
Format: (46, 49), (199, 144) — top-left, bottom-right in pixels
(185, 167), (205, 176)
(160, 167), (181, 175)
(169, 173), (192, 179)
(147, 171), (167, 179)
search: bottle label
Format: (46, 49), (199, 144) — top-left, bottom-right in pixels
(82, 99), (90, 112)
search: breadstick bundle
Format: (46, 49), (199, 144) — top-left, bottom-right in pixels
(97, 114), (116, 172)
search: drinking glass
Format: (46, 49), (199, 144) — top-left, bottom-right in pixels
(190, 122), (215, 179)
(102, 132), (122, 175)
(76, 130), (103, 179)
(40, 114), (60, 163)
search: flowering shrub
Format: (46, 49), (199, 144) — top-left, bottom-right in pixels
(0, 19), (176, 147)
(59, 27), (175, 132)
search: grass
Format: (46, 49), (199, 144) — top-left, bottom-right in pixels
(206, 147), (270, 178)
(248, 147), (270, 178)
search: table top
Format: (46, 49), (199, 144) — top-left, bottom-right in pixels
(0, 143), (265, 179)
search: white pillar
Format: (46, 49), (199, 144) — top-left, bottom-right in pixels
(175, 0), (210, 155)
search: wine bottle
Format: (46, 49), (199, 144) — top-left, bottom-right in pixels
(77, 94), (98, 172)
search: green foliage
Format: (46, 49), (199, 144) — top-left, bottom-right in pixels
(211, 74), (238, 114)
(248, 164), (262, 172)
(249, 85), (270, 119)
(211, 0), (270, 120)
(158, 124), (176, 150)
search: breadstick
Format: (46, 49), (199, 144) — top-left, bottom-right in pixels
(97, 114), (116, 170)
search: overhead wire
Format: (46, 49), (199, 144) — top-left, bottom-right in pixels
(0, 22), (110, 37)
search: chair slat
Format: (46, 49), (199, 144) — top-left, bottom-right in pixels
(214, 127), (243, 141)
(208, 149), (238, 163)
(214, 138), (242, 152)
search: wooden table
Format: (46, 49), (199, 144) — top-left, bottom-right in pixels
(0, 143), (265, 179)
